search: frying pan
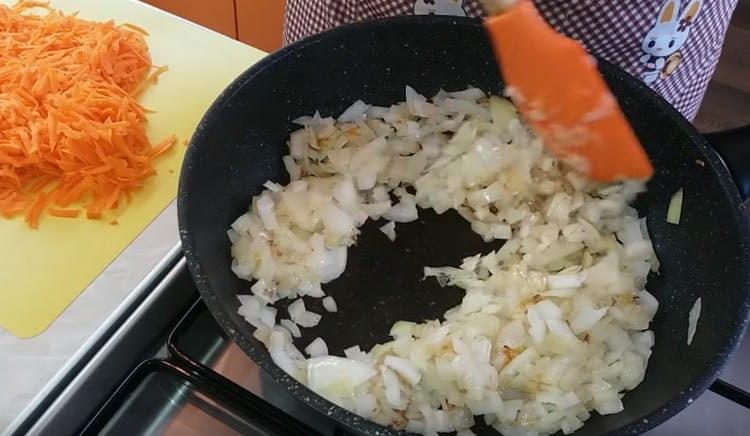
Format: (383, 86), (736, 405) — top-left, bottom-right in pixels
(178, 16), (750, 435)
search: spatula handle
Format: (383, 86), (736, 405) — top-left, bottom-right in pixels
(478, 0), (518, 15)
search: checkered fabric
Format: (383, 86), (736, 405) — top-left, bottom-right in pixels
(283, 1), (484, 44)
(283, 0), (737, 120)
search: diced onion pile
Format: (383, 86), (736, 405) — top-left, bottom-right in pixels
(229, 87), (660, 435)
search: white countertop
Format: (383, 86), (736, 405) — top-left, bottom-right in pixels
(0, 203), (179, 432)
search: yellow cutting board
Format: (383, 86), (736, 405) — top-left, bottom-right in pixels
(0, 0), (267, 338)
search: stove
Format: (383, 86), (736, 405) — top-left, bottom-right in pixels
(11, 256), (750, 436)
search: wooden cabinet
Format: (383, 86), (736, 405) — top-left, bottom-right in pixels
(236, 0), (285, 52)
(142, 0), (286, 52)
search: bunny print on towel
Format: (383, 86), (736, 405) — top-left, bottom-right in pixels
(640, 0), (702, 85)
(414, 0), (467, 16)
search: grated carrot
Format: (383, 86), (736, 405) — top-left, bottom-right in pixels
(48, 208), (80, 218)
(0, 1), (176, 228)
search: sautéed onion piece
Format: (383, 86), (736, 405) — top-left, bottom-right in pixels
(667, 188), (683, 225)
(230, 87), (659, 435)
(688, 297), (702, 346)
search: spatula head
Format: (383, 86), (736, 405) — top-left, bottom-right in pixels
(485, 0), (654, 182)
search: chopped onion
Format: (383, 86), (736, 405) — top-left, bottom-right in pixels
(305, 337), (329, 357)
(282, 155), (301, 180)
(379, 221), (397, 241)
(490, 96), (517, 131)
(384, 355), (422, 386)
(263, 181), (284, 192)
(383, 196), (418, 223)
(256, 192), (278, 230)
(406, 420), (424, 433)
(296, 311), (322, 328)
(259, 306), (277, 328)
(322, 296), (338, 312)
(688, 297), (702, 345)
(570, 303), (608, 334)
(406, 85), (437, 118)
(547, 273), (585, 290)
(447, 87), (486, 101)
(344, 345), (367, 360)
(287, 298), (305, 321)
(267, 329), (304, 378)
(338, 100), (370, 123)
(667, 188), (683, 225)
(280, 319), (301, 338)
(237, 294), (262, 321)
(307, 356), (377, 394)
(227, 86), (658, 435)
(382, 367), (405, 410)
(353, 393), (377, 418)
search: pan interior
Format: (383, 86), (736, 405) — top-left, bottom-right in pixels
(179, 16), (750, 435)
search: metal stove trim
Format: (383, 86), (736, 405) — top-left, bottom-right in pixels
(9, 248), (186, 436)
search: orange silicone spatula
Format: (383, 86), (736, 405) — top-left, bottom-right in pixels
(480, 0), (653, 182)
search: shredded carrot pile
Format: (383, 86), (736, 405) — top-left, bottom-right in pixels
(0, 1), (176, 228)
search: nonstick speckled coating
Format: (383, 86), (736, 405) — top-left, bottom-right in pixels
(178, 16), (750, 436)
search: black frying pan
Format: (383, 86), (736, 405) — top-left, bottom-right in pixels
(178, 16), (750, 435)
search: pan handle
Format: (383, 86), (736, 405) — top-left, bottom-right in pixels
(704, 125), (750, 200)
(710, 379), (750, 409)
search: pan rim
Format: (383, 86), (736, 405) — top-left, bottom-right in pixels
(177, 15), (750, 436)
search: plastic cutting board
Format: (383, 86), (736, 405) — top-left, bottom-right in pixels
(0, 0), (266, 338)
